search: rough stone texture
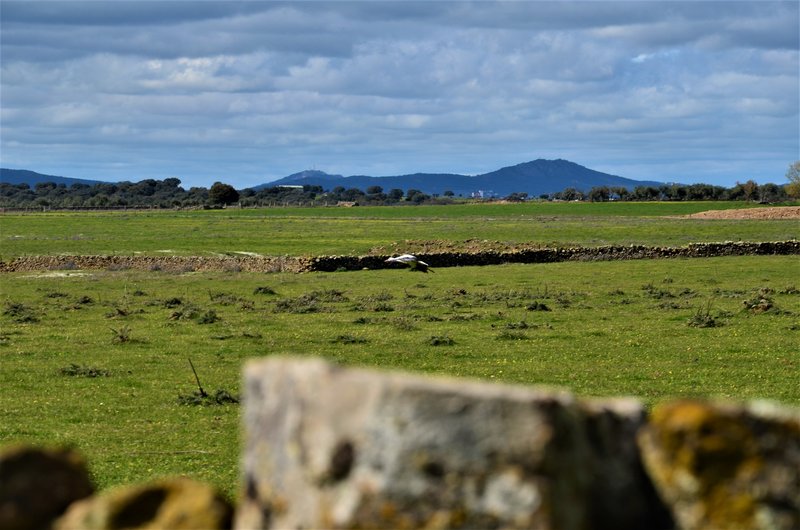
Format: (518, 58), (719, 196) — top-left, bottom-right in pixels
(0, 445), (94, 530)
(580, 399), (674, 530)
(638, 400), (800, 530)
(237, 357), (668, 530)
(54, 477), (233, 530)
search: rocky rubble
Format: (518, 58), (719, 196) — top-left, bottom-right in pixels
(1, 240), (797, 273)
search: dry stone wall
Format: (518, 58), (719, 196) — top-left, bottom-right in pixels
(3, 358), (798, 530)
(238, 358), (799, 530)
(1, 240), (798, 273)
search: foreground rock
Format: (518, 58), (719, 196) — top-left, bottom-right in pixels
(55, 477), (233, 530)
(237, 357), (670, 530)
(5, 359), (799, 529)
(639, 400), (800, 530)
(0, 445), (94, 530)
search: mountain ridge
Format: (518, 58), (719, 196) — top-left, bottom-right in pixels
(261, 159), (664, 197)
(0, 168), (108, 187)
(2, 159), (666, 196)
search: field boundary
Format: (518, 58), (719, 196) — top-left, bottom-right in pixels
(1, 240), (797, 273)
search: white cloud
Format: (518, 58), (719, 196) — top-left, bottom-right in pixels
(1, 1), (797, 187)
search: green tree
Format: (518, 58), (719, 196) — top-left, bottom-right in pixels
(728, 180), (759, 201)
(588, 186), (610, 202)
(505, 192), (528, 202)
(610, 187), (629, 201)
(556, 187), (582, 201)
(786, 161), (800, 199)
(209, 182), (239, 205)
(406, 189), (429, 203)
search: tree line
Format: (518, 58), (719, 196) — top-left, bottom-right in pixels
(0, 180), (453, 209)
(2, 162), (798, 210)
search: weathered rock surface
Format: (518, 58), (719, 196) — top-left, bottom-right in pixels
(237, 357), (670, 530)
(0, 445), (94, 530)
(638, 400), (800, 530)
(54, 477), (233, 530)
(579, 399), (674, 529)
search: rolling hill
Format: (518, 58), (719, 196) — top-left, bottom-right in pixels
(2, 159), (665, 197)
(0, 168), (107, 187)
(260, 159), (664, 197)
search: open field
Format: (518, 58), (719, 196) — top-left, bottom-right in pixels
(2, 201), (798, 259)
(1, 202), (798, 499)
(1, 257), (798, 498)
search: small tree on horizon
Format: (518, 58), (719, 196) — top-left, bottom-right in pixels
(209, 182), (239, 205)
(786, 161), (800, 199)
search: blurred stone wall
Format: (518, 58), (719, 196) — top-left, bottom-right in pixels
(2, 357), (798, 530)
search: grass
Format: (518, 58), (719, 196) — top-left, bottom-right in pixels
(2, 201), (798, 258)
(1, 256), (798, 499)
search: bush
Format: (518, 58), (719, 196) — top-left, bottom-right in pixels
(428, 335), (455, 346)
(60, 363), (110, 377)
(177, 389), (239, 406)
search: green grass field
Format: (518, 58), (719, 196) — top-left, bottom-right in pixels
(0, 203), (798, 499)
(2, 201), (798, 258)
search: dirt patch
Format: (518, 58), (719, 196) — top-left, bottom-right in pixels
(682, 206), (800, 220)
(21, 271), (94, 279)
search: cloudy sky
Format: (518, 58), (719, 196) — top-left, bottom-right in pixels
(1, 1), (798, 189)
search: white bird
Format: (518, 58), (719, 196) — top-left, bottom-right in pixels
(385, 254), (433, 273)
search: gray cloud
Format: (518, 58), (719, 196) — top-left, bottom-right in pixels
(1, 1), (797, 188)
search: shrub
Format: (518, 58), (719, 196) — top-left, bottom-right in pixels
(60, 363), (110, 377)
(742, 296), (774, 314)
(163, 297), (183, 308)
(105, 306), (130, 318)
(687, 302), (720, 328)
(274, 297), (320, 314)
(526, 301), (551, 312)
(110, 325), (132, 343)
(177, 389), (239, 406)
(332, 334), (367, 344)
(391, 317), (417, 331)
(428, 335), (455, 346)
(169, 305), (201, 321)
(208, 291), (243, 305)
(496, 331), (529, 341)
(196, 310), (220, 324)
(3, 302), (39, 323)
(642, 283), (674, 299)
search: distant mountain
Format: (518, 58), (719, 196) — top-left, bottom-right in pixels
(0, 168), (108, 187)
(261, 159), (664, 197)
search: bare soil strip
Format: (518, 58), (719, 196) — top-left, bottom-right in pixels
(681, 206), (800, 220)
(2, 241), (797, 273)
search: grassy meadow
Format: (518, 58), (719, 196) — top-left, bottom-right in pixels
(2, 201), (798, 258)
(1, 202), (798, 499)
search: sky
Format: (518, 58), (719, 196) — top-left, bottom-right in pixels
(1, 1), (798, 189)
